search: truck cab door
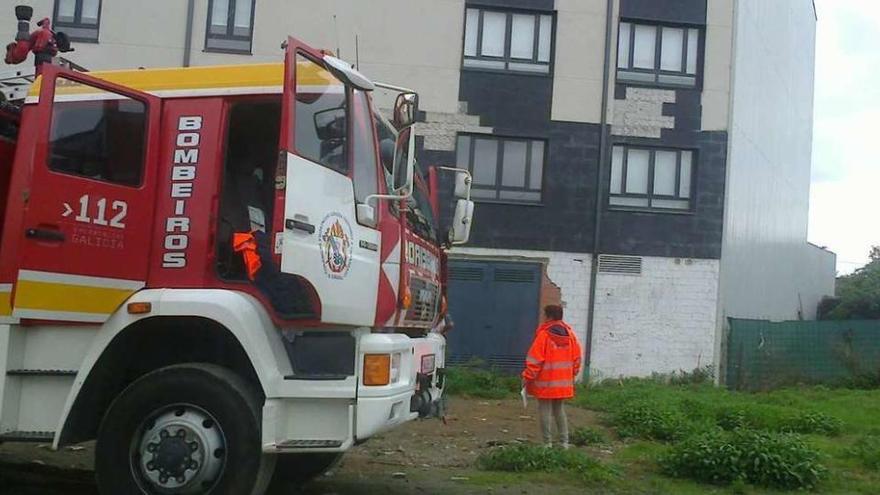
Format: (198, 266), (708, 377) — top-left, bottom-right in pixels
(277, 38), (381, 326)
(12, 66), (159, 322)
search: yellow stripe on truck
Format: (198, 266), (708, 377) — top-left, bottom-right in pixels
(28, 60), (342, 99)
(0, 290), (11, 316)
(13, 280), (136, 315)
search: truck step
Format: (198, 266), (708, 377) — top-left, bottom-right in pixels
(275, 439), (343, 449)
(6, 369), (77, 376)
(0, 430), (54, 443)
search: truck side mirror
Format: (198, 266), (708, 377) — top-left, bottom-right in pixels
(314, 106), (346, 141)
(449, 199), (474, 245)
(453, 172), (472, 199)
(393, 92), (418, 129)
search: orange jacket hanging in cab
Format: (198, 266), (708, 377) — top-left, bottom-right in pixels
(522, 320), (582, 399)
(232, 232), (262, 281)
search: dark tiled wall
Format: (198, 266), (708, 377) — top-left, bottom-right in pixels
(456, 70), (601, 253)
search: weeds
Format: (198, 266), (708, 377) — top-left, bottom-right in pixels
(660, 429), (827, 490)
(848, 434), (880, 469)
(445, 365), (520, 399)
(570, 426), (608, 447)
(781, 411), (843, 436)
(477, 444), (613, 482)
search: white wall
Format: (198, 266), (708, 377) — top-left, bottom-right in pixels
(591, 257), (720, 379)
(550, 0), (611, 124)
(701, 0), (734, 131)
(719, 0), (834, 324)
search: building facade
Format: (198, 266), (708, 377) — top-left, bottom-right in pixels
(0, 0), (835, 379)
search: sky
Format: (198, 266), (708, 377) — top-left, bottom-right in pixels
(809, 0), (880, 274)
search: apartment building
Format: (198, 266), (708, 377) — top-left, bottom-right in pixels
(0, 0), (835, 379)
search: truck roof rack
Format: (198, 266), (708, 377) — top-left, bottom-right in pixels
(0, 57), (87, 103)
(0, 67), (36, 102)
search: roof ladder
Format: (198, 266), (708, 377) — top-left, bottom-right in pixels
(0, 66), (36, 102)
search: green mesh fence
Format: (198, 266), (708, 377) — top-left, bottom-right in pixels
(725, 318), (880, 390)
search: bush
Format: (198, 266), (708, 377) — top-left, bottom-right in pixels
(444, 365), (520, 399)
(848, 435), (880, 469)
(613, 401), (695, 441)
(667, 365), (715, 386)
(478, 444), (613, 482)
(570, 427), (608, 447)
(660, 429), (827, 490)
(781, 411), (843, 436)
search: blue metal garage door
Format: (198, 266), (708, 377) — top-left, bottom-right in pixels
(446, 259), (541, 373)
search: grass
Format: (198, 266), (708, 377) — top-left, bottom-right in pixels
(448, 366), (880, 493)
(477, 443), (615, 483)
(444, 363), (520, 399)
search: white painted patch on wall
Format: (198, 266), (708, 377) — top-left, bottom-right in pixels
(612, 87), (676, 138)
(415, 102), (494, 152)
(590, 256), (720, 379)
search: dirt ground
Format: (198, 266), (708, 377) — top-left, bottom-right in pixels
(0, 397), (606, 494)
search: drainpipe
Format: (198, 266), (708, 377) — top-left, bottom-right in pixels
(585, 0), (614, 374)
(182, 0), (195, 67)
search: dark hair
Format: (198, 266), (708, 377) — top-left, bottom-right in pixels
(543, 305), (563, 321)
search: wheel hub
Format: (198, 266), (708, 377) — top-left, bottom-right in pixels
(133, 405), (226, 494)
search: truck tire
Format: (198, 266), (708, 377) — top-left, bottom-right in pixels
(267, 453), (343, 491)
(95, 363), (275, 495)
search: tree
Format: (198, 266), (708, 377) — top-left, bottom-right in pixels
(819, 247), (880, 320)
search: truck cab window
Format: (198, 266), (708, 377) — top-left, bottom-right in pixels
(351, 90), (379, 212)
(407, 170), (438, 243)
(295, 55), (347, 174)
(48, 78), (146, 187)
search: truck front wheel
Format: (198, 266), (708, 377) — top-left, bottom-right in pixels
(95, 363), (274, 495)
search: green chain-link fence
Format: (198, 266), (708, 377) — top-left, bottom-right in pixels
(725, 318), (880, 390)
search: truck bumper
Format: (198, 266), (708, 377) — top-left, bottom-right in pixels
(261, 331), (446, 453)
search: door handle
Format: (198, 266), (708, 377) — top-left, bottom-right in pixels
(285, 218), (316, 234)
(25, 228), (65, 242)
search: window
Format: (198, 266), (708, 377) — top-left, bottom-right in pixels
(53, 0), (101, 42)
(617, 21), (700, 87)
(609, 145), (694, 211)
(456, 134), (545, 203)
(49, 78), (147, 187)
(406, 171), (438, 242)
(294, 54), (348, 174)
(463, 7), (553, 74)
(205, 0), (255, 53)
(351, 90), (379, 225)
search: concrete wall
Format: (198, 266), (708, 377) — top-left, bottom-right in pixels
(718, 0), (834, 324)
(0, 0), (465, 114)
(591, 256), (719, 378)
(550, 0), (609, 124)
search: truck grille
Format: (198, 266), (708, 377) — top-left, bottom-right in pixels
(403, 276), (439, 324)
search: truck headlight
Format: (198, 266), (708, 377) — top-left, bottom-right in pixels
(390, 353), (402, 384)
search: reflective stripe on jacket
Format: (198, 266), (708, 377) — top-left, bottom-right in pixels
(522, 320), (582, 399)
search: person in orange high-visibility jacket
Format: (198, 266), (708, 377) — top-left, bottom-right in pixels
(522, 304), (582, 448)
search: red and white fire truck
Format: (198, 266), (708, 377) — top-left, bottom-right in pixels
(0, 8), (474, 494)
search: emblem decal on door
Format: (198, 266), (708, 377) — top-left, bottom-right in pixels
(319, 212), (353, 279)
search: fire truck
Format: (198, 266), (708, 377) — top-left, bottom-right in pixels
(0, 6), (474, 494)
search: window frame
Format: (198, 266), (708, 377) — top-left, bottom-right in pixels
(456, 133), (547, 205)
(616, 19), (703, 89)
(204, 0), (256, 55)
(608, 144), (696, 214)
(52, 0), (102, 43)
(461, 5), (556, 76)
(292, 52), (350, 176)
(47, 78), (150, 189)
